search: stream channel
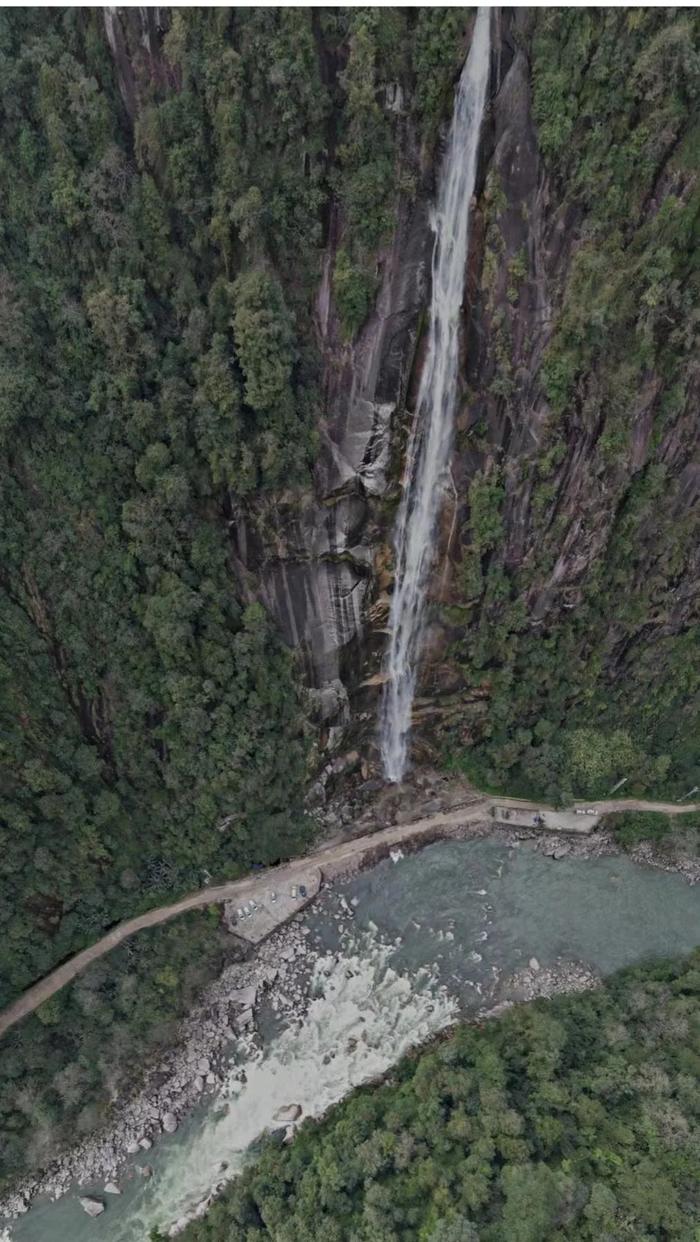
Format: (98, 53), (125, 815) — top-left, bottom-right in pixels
(4, 835), (699, 1241)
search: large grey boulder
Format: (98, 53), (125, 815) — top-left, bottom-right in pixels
(79, 1197), (105, 1217)
(273, 1103), (302, 1124)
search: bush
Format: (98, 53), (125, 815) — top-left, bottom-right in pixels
(333, 248), (376, 337)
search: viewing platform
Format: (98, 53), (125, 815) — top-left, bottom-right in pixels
(491, 804), (600, 834)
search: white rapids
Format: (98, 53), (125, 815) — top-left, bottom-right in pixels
(380, 8), (491, 782)
(111, 931), (457, 1239)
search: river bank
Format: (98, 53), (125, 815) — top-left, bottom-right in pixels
(2, 808), (698, 1231)
(0, 805), (481, 1224)
(2, 774), (698, 1045)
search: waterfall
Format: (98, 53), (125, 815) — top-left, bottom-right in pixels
(380, 8), (491, 783)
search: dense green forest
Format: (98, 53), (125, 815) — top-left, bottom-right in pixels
(173, 952), (700, 1242)
(445, 9), (700, 806)
(0, 7), (466, 1006)
(0, 7), (314, 1006)
(1, 8), (699, 1230)
(0, 910), (236, 1193)
(604, 809), (700, 853)
(2, 6), (698, 1012)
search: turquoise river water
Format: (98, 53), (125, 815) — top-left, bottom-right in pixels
(3, 837), (699, 1241)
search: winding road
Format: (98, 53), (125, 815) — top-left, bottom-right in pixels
(0, 792), (696, 1041)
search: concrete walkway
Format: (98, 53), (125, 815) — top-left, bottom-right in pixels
(1, 791), (697, 1040)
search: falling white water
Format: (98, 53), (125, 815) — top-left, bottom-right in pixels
(380, 9), (491, 782)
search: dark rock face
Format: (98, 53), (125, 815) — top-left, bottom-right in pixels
(232, 191), (434, 702)
(412, 8), (699, 768)
(219, 20), (520, 726)
(100, 10), (698, 758)
(103, 8), (177, 118)
(461, 27), (699, 621)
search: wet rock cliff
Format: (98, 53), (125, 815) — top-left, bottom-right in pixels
(229, 189), (433, 717)
(103, 8), (699, 781)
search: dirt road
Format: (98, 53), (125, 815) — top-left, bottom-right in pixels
(1, 791), (697, 1040)
(0, 797), (488, 1040)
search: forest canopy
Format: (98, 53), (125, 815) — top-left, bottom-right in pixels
(174, 952), (700, 1242)
(0, 7), (469, 1004)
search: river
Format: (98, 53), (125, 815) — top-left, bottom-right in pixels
(4, 837), (699, 1241)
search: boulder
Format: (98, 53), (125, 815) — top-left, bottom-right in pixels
(125, 1140), (140, 1154)
(79, 1197), (105, 1217)
(529, 957), (540, 971)
(234, 1007), (254, 1031)
(273, 1103), (302, 1124)
(138, 1164), (153, 1179)
(197, 1057), (211, 1075)
(228, 985), (257, 1011)
(161, 1112), (178, 1134)
(138, 1136), (152, 1150)
(104, 1183), (121, 1196)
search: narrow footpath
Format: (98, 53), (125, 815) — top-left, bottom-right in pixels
(0, 792), (697, 1040)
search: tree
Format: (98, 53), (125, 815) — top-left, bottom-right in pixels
(232, 269), (296, 413)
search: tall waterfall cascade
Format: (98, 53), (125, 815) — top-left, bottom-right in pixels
(379, 8), (491, 783)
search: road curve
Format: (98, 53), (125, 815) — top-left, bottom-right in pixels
(0, 792), (697, 1040)
(0, 798), (489, 1040)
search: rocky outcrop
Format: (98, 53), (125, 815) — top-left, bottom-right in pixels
(99, 10), (695, 764)
(79, 1196), (105, 1217)
(231, 180), (434, 713)
(103, 8), (176, 118)
(227, 17), (529, 738)
(272, 1103), (302, 1124)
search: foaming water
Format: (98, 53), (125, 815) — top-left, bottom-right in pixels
(6, 839), (698, 1242)
(380, 8), (491, 782)
(79, 930), (455, 1239)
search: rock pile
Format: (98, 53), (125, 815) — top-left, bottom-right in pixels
(0, 907), (325, 1223)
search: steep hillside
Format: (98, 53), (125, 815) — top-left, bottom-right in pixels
(430, 10), (700, 804)
(0, 7), (697, 1009)
(0, 8), (465, 1003)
